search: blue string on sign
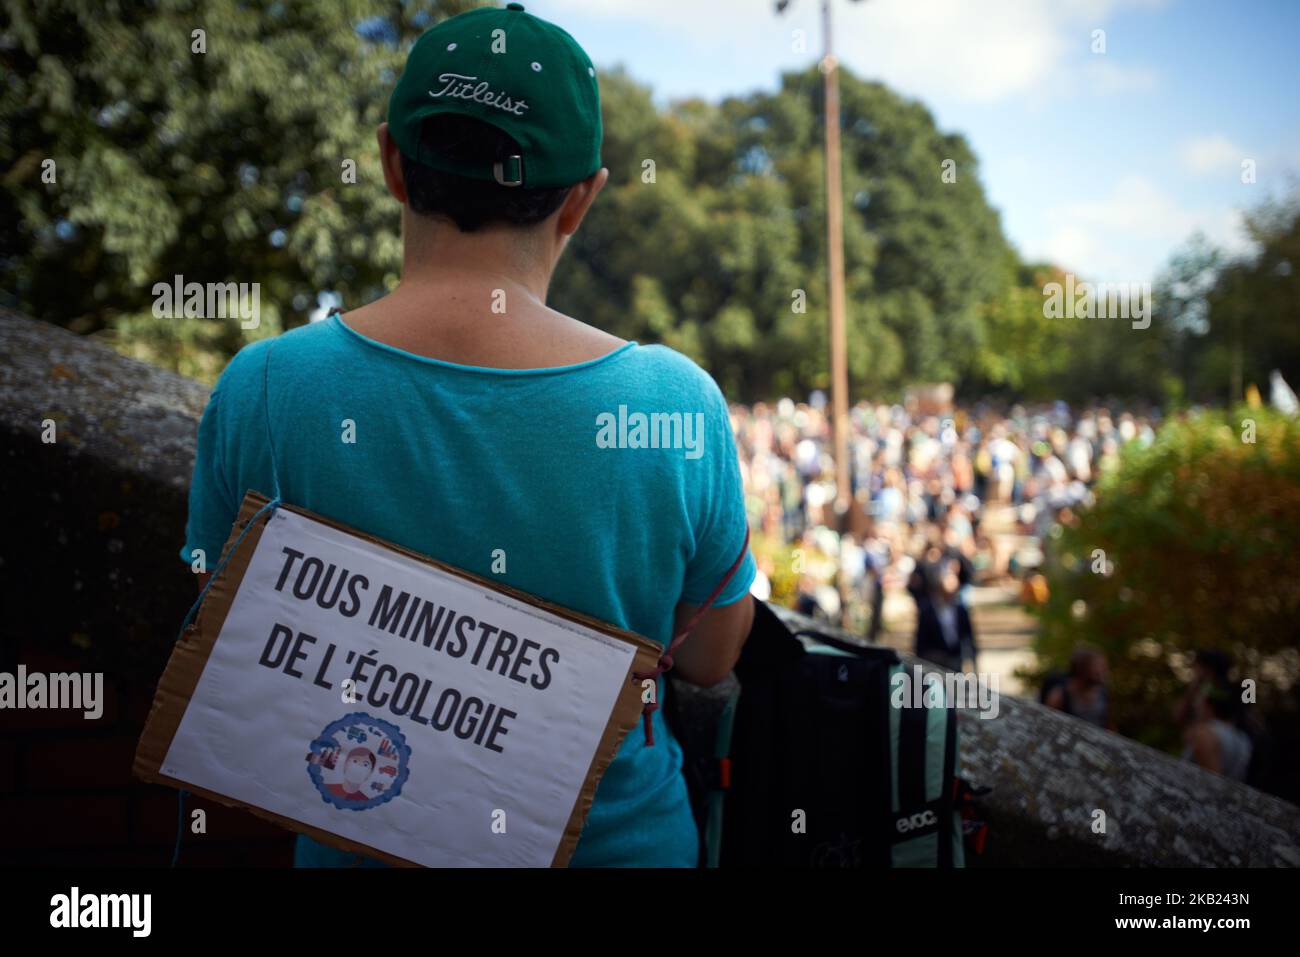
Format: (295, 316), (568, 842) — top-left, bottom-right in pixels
(171, 339), (284, 866)
(262, 336), (284, 503)
(174, 494), (282, 646)
(172, 789), (187, 867)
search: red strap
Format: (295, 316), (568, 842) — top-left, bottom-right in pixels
(633, 527), (751, 746)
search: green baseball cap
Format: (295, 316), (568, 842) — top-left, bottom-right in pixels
(387, 2), (602, 189)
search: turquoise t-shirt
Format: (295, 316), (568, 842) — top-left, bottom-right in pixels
(180, 314), (755, 868)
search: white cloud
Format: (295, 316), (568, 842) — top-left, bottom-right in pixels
(1180, 134), (1250, 175)
(1041, 175), (1251, 282)
(545, 0), (1166, 105)
(843, 0), (1069, 104)
(1082, 59), (1160, 94)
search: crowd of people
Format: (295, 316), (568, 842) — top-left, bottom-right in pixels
(1036, 645), (1259, 782)
(730, 392), (1161, 648)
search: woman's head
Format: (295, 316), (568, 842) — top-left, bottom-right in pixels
(1193, 649), (1233, 686)
(1068, 644), (1107, 686)
(397, 114), (574, 232)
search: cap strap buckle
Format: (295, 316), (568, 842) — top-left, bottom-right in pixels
(493, 154), (524, 187)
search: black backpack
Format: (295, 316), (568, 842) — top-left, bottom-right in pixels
(666, 599), (987, 867)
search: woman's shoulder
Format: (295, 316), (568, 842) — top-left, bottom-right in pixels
(217, 321), (342, 384)
(208, 321), (344, 424)
(619, 344), (727, 407)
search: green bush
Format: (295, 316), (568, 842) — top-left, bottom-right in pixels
(1024, 407), (1300, 759)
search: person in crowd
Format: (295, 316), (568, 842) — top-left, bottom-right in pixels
(1042, 645), (1112, 729)
(184, 6), (755, 868)
(1183, 685), (1254, 781)
(1174, 649), (1235, 730)
(910, 558), (976, 672)
(862, 533), (889, 642)
(727, 396), (1157, 639)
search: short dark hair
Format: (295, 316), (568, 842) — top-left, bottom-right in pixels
(1068, 644), (1104, 677)
(1204, 682), (1242, 722)
(398, 114), (571, 232)
(1195, 649), (1233, 684)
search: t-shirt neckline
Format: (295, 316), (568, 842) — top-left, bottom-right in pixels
(330, 313), (638, 376)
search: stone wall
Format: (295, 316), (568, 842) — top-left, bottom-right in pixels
(0, 309), (289, 864)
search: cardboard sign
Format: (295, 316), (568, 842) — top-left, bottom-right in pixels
(134, 491), (662, 867)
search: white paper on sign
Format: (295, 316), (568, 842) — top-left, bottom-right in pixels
(161, 508), (637, 866)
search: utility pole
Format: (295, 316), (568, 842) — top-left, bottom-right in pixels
(820, 0), (852, 520)
(779, 0), (857, 626)
(1230, 272), (1244, 405)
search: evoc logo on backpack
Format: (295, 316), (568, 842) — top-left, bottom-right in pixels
(895, 809), (938, 834)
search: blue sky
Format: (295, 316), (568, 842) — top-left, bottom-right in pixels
(522, 0), (1300, 284)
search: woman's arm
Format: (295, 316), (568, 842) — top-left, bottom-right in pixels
(669, 595), (756, 688)
(1187, 722), (1222, 774)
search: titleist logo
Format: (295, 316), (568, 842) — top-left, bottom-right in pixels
(429, 73), (529, 116)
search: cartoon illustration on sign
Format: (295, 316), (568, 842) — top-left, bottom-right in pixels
(326, 747), (377, 800)
(306, 712), (410, 811)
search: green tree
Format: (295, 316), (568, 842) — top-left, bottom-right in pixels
(1, 0), (483, 379)
(554, 66), (1018, 399)
(1200, 193), (1300, 402)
